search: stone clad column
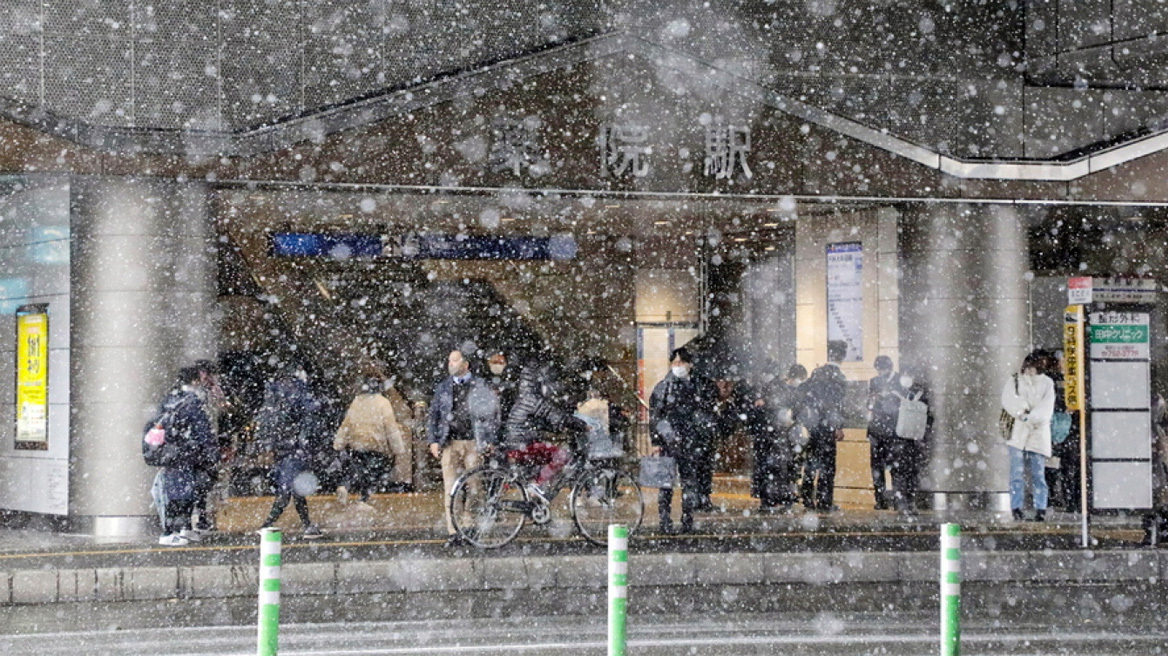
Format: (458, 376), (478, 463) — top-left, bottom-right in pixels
(70, 177), (218, 537)
(899, 203), (1030, 511)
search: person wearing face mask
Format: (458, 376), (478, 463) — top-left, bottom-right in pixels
(485, 351), (519, 432)
(866, 355), (901, 510)
(649, 347), (718, 534)
(886, 366), (931, 515)
(428, 349), (500, 546)
(1000, 352), (1056, 522)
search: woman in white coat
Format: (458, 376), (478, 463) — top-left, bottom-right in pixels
(1001, 352), (1056, 521)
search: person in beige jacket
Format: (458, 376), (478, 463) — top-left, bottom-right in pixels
(333, 376), (408, 506)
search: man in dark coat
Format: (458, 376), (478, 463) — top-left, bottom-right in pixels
(866, 355), (901, 510)
(752, 364), (807, 511)
(153, 366), (218, 546)
(799, 341), (849, 512)
(649, 347), (717, 534)
(428, 349), (500, 546)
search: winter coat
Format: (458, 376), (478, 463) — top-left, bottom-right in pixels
(1001, 372), (1055, 457)
(757, 380), (807, 448)
(427, 374), (500, 450)
(504, 366), (588, 450)
(800, 363), (848, 433)
(649, 372), (717, 451)
(867, 373), (903, 438)
(333, 393), (407, 457)
(255, 376), (320, 462)
(153, 386), (218, 471)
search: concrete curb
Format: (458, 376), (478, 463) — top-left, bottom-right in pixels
(2, 549), (1164, 607)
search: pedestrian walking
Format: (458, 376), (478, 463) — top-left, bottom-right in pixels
(256, 365), (324, 538)
(1001, 352), (1056, 522)
(649, 347), (717, 534)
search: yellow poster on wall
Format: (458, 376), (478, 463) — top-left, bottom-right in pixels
(16, 306), (48, 449)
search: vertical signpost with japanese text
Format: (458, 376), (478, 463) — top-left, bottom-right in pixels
(1063, 305), (1087, 546)
(15, 304), (49, 450)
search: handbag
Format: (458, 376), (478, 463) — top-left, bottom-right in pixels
(998, 375), (1018, 441)
(895, 392), (928, 441)
(638, 455), (676, 489)
(1051, 412), (1072, 445)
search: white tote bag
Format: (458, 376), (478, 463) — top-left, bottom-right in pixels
(895, 393), (928, 441)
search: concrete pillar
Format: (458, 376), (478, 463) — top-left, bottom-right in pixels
(899, 203), (1030, 512)
(69, 177), (218, 537)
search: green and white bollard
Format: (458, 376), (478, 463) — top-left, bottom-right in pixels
(258, 528), (282, 656)
(940, 523), (961, 656)
(608, 524), (629, 656)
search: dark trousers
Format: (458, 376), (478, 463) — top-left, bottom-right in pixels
(886, 438), (920, 511)
(695, 443), (715, 503)
(801, 430), (837, 510)
(1048, 434), (1082, 512)
(754, 433), (795, 507)
(164, 499), (194, 535)
(345, 450), (386, 502)
(192, 466), (217, 530)
(867, 433), (892, 507)
(264, 491), (312, 528)
(658, 448), (702, 531)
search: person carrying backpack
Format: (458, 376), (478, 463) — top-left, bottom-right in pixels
(255, 365), (324, 539)
(144, 366), (217, 546)
(799, 341), (849, 512)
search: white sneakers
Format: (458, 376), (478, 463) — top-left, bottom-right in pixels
(158, 534), (189, 547)
(179, 528), (204, 543)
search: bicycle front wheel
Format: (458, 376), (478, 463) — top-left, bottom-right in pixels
(570, 467), (644, 546)
(450, 467), (529, 548)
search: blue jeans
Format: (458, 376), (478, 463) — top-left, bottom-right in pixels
(1009, 446), (1049, 511)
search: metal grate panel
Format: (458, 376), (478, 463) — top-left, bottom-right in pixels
(0, 1), (43, 36)
(43, 0), (131, 36)
(0, 33), (40, 104)
(132, 0), (217, 42)
(221, 37), (301, 128)
(43, 34), (133, 126)
(135, 39), (221, 130)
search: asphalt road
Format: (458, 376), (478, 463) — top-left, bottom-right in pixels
(3, 613), (1165, 655)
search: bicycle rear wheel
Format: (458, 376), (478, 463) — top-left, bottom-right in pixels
(570, 467), (644, 546)
(450, 467), (529, 548)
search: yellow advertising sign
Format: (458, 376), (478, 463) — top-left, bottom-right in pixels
(1063, 305), (1085, 411)
(16, 309), (48, 448)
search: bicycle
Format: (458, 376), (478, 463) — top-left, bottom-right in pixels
(448, 446), (644, 548)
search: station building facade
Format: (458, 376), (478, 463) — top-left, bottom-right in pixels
(0, 31), (1166, 535)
